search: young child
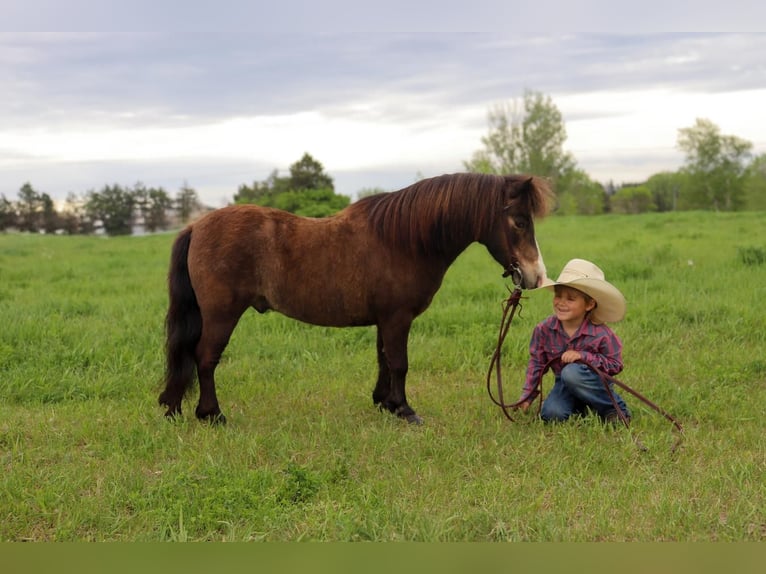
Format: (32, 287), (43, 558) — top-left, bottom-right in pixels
(516, 258), (631, 424)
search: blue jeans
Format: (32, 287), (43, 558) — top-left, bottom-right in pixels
(541, 363), (631, 422)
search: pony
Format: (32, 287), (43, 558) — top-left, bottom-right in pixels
(159, 173), (553, 424)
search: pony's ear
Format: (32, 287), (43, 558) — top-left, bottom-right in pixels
(507, 176), (534, 193)
(513, 176), (535, 197)
(519, 176), (554, 217)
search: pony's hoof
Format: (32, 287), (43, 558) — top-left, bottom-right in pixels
(163, 407), (182, 420)
(393, 404), (422, 424)
(205, 413), (227, 426)
(196, 409), (227, 425)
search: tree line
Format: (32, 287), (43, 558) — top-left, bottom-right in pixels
(3, 91), (764, 236)
(0, 181), (203, 236)
(0, 153), (348, 236)
(465, 91), (766, 214)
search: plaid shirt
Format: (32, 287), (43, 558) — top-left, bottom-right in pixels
(520, 315), (623, 402)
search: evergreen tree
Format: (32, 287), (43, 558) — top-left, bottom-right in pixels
(85, 184), (135, 236)
(17, 182), (42, 232)
(234, 153), (348, 216)
(176, 182), (201, 225)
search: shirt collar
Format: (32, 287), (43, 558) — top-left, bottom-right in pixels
(552, 316), (597, 337)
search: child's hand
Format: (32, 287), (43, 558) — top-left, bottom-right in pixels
(516, 399), (533, 412)
(561, 350), (582, 364)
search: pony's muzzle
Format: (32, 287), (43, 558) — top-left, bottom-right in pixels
(504, 262), (546, 289)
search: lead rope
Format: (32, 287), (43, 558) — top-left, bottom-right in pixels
(486, 288), (684, 453)
(585, 362), (684, 453)
(486, 286), (526, 422)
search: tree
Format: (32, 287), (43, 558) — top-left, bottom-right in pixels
(176, 182), (201, 225)
(59, 192), (90, 235)
(643, 172), (687, 212)
(40, 192), (59, 234)
(610, 185), (656, 214)
(0, 194), (16, 231)
(677, 118), (752, 210)
(273, 188), (349, 217)
(743, 153), (766, 211)
(85, 184), (135, 236)
(134, 182), (173, 232)
(234, 153), (348, 216)
(288, 152), (335, 191)
(556, 168), (607, 215)
(132, 182), (150, 227)
(233, 169), (285, 205)
(356, 187), (389, 200)
(17, 182), (42, 232)
(146, 186), (173, 232)
(465, 100), (522, 174)
(465, 90), (579, 197)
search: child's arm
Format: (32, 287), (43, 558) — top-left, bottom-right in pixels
(518, 325), (547, 404)
(579, 329), (623, 375)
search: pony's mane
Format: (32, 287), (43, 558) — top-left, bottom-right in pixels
(353, 173), (552, 256)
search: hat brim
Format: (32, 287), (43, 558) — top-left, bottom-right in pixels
(541, 277), (626, 323)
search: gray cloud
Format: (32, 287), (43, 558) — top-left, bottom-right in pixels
(2, 32), (765, 203)
(4, 33), (764, 125)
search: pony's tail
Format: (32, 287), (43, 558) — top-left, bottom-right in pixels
(159, 226), (201, 412)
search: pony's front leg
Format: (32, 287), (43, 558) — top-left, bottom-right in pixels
(376, 320), (423, 425)
(372, 329), (391, 407)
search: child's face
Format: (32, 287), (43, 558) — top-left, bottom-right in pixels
(552, 285), (596, 324)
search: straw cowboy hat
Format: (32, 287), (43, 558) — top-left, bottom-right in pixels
(540, 258), (626, 324)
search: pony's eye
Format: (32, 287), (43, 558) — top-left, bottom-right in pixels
(513, 216), (528, 229)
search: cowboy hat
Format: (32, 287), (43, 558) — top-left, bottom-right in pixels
(540, 258), (626, 323)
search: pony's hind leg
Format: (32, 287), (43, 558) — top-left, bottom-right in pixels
(194, 307), (245, 425)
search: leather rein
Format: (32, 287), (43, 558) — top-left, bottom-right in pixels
(486, 286), (684, 452)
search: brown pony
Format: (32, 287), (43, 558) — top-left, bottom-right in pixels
(159, 173), (553, 424)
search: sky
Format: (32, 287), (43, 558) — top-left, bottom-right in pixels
(2, 5), (765, 206)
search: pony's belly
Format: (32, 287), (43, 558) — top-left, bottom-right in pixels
(274, 301), (375, 328)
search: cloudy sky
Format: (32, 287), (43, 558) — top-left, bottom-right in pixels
(2, 5), (765, 206)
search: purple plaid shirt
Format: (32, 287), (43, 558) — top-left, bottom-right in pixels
(520, 315), (623, 402)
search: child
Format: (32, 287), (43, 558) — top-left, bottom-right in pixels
(516, 258), (631, 424)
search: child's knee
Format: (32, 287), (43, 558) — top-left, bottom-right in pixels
(541, 401), (570, 422)
(560, 363), (588, 388)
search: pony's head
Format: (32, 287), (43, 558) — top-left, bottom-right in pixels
(360, 172), (553, 288)
(481, 175), (553, 289)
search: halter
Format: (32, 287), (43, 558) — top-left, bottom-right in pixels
(486, 286), (684, 453)
(502, 261), (523, 284)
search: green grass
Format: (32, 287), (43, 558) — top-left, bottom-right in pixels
(1, 211), (765, 541)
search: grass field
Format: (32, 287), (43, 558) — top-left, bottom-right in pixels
(1, 211), (764, 541)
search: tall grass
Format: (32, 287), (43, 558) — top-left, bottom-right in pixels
(1, 211), (764, 541)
